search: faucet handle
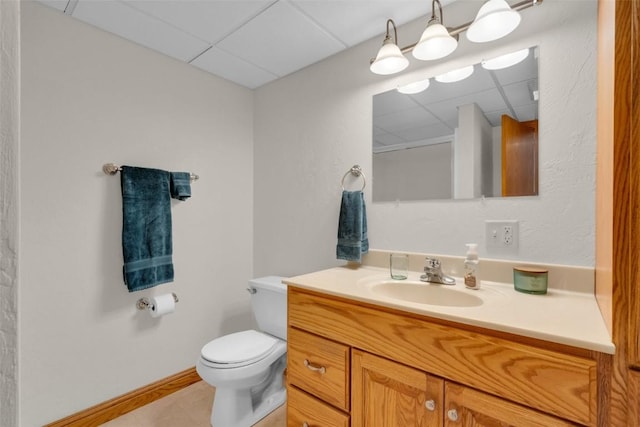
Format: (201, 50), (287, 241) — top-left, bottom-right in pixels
(421, 257), (456, 285)
(424, 257), (441, 271)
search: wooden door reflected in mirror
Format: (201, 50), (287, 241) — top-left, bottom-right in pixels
(502, 114), (538, 197)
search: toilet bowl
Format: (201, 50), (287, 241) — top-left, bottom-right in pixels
(196, 276), (287, 427)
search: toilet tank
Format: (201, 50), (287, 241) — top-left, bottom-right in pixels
(249, 276), (288, 340)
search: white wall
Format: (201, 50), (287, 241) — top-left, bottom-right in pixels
(455, 103), (491, 199)
(20, 3), (255, 425)
(254, 0), (597, 277)
(373, 143), (452, 201)
(1, 1), (20, 425)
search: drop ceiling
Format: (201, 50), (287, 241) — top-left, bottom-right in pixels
(37, 0), (444, 89)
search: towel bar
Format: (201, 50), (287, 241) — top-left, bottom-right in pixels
(341, 164), (366, 191)
(103, 163), (199, 182)
(136, 293), (179, 310)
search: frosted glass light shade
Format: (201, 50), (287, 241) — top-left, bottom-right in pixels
(482, 48), (529, 70)
(412, 22), (457, 61)
(370, 40), (409, 75)
(435, 65), (474, 83)
(397, 78), (431, 94)
(466, 0), (521, 43)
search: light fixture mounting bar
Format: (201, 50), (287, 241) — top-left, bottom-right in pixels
(396, 0), (542, 56)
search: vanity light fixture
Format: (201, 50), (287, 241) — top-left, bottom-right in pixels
(369, 0), (542, 76)
(397, 78), (431, 94)
(370, 19), (409, 75)
(435, 65), (474, 83)
(467, 0), (522, 43)
(412, 0), (458, 61)
(481, 48), (530, 70)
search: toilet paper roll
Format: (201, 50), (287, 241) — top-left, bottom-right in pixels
(150, 293), (176, 318)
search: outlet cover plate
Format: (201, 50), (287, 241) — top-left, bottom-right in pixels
(485, 220), (519, 253)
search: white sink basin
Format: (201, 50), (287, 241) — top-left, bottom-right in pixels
(364, 280), (483, 307)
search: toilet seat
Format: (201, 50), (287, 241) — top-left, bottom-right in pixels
(200, 330), (279, 369)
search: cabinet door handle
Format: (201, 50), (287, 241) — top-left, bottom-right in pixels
(447, 409), (459, 422)
(303, 359), (326, 374)
(425, 399), (436, 411)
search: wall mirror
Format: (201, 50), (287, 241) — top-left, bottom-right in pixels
(372, 46), (539, 202)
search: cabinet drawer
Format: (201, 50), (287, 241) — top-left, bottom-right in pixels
(287, 385), (350, 427)
(287, 327), (350, 411)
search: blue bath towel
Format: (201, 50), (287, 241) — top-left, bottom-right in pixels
(336, 190), (369, 262)
(120, 166), (174, 292)
(170, 172), (191, 201)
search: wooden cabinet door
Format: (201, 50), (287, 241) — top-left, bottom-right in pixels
(352, 349), (444, 427)
(443, 382), (575, 427)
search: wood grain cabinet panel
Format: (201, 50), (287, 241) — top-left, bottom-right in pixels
(287, 386), (350, 427)
(287, 327), (350, 412)
(352, 349), (444, 427)
(288, 288), (597, 426)
(444, 382), (576, 427)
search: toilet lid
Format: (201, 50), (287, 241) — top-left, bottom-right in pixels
(201, 330), (278, 365)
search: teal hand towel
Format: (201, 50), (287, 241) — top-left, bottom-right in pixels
(120, 166), (174, 292)
(170, 172), (191, 201)
(336, 190), (369, 262)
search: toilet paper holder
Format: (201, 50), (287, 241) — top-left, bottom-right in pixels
(136, 293), (179, 311)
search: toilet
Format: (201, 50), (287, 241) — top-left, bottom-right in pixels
(196, 276), (288, 427)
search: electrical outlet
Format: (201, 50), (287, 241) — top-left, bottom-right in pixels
(503, 225), (514, 245)
(486, 220), (519, 252)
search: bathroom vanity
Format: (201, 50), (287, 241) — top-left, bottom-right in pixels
(284, 253), (613, 426)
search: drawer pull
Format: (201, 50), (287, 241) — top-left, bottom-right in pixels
(303, 359), (327, 374)
(425, 399), (436, 411)
(447, 408), (459, 422)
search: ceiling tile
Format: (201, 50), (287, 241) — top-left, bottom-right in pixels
(502, 81), (538, 109)
(433, 89), (507, 119)
(373, 129), (407, 147)
(216, 0), (345, 77)
(373, 89), (420, 117)
(125, 0), (275, 44)
(396, 122), (454, 141)
(72, 0), (210, 62)
(191, 46), (279, 89)
(375, 106), (439, 133)
(291, 0), (430, 46)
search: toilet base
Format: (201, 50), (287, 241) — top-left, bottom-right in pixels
(211, 389), (287, 427)
(208, 355), (287, 427)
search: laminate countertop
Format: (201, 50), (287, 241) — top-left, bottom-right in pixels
(285, 264), (615, 354)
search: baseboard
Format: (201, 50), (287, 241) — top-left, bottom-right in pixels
(44, 367), (201, 427)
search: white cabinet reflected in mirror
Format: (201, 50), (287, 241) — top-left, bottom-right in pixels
(372, 46), (539, 202)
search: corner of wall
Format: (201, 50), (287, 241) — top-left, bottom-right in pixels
(0, 0), (21, 425)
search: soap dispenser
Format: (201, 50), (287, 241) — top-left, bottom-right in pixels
(464, 243), (480, 290)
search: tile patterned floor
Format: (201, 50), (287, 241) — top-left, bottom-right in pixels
(100, 381), (286, 427)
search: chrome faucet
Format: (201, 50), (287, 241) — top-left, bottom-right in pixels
(420, 257), (456, 285)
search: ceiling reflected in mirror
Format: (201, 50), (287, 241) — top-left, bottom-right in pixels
(372, 46), (539, 202)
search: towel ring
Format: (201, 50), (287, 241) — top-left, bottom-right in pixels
(341, 165), (366, 191)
